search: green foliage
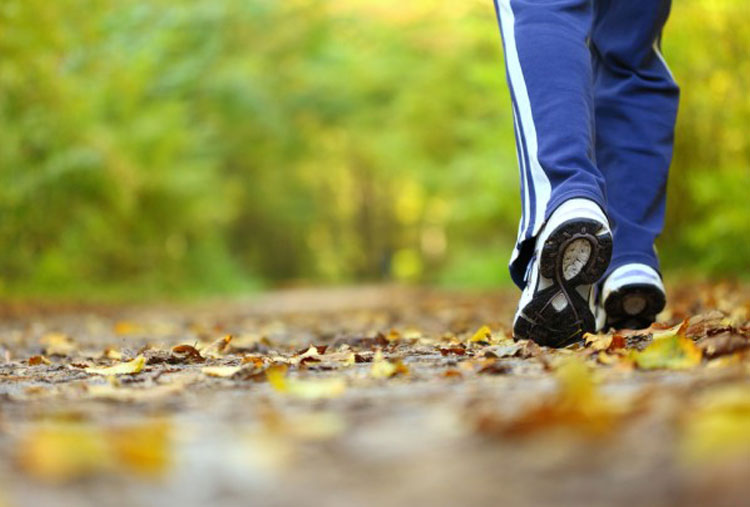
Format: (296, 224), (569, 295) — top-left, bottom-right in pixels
(661, 0), (750, 276)
(0, 0), (746, 299)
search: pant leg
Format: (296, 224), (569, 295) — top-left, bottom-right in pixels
(591, 0), (679, 278)
(493, 0), (608, 288)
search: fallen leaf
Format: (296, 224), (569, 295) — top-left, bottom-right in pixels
(108, 421), (171, 476)
(439, 346), (467, 356)
(85, 356), (146, 376)
(386, 329), (401, 342)
(477, 359), (623, 437)
(685, 311), (732, 340)
(630, 327), (702, 370)
(260, 407), (346, 441)
(650, 320), (688, 340)
(470, 325), (493, 344)
(370, 350), (409, 379)
(294, 345), (322, 365)
(17, 420), (170, 483)
(113, 321), (142, 335)
(202, 365), (242, 378)
(241, 355), (266, 368)
(40, 333), (76, 356)
(442, 369), (463, 379)
(478, 359), (511, 375)
(516, 339), (544, 359)
(697, 332), (750, 359)
(102, 347), (122, 361)
(266, 365), (346, 399)
(200, 334), (233, 358)
(28, 355), (51, 366)
(484, 343), (522, 358)
(171, 344), (204, 363)
(682, 386), (750, 462)
(229, 333), (272, 353)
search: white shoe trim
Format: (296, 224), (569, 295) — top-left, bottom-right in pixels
(535, 198), (609, 258)
(601, 263), (664, 304)
(513, 198), (610, 328)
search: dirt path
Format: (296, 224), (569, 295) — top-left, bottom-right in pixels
(2, 284), (750, 507)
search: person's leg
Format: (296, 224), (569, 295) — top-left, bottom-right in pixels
(493, 0), (608, 289)
(591, 0), (679, 328)
(493, 0), (613, 346)
(591, 0), (678, 277)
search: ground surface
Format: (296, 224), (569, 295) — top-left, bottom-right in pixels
(3, 283), (750, 507)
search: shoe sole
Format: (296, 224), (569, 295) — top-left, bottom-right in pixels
(604, 283), (666, 330)
(514, 218), (612, 347)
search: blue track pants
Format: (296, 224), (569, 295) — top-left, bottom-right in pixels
(493, 0), (680, 288)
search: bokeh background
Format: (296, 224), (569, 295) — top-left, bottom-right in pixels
(1, 0), (748, 300)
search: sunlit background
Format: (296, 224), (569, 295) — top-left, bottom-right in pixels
(1, 0), (748, 299)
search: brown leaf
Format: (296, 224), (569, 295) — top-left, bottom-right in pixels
(170, 344), (204, 364)
(28, 355), (51, 366)
(439, 346), (467, 356)
(477, 359), (511, 375)
(442, 369), (463, 379)
(516, 339), (543, 359)
(685, 311), (732, 340)
(698, 332), (750, 359)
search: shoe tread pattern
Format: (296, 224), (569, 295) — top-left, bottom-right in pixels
(604, 283), (666, 331)
(514, 218), (612, 347)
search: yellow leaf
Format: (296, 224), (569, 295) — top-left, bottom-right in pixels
(113, 321), (140, 335)
(266, 365), (346, 400)
(478, 358), (623, 437)
(202, 365), (242, 378)
(261, 409), (346, 441)
(650, 320), (687, 340)
(584, 332), (613, 351)
(682, 386), (750, 462)
(370, 349), (409, 379)
(102, 347), (122, 361)
(341, 352), (356, 366)
(40, 332), (76, 356)
(386, 329), (401, 342)
(18, 424), (109, 483)
(630, 332), (702, 370)
(85, 356), (145, 376)
(108, 421), (171, 476)
(469, 325), (493, 343)
(16, 420), (170, 483)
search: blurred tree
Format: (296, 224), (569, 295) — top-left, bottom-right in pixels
(0, 0), (747, 300)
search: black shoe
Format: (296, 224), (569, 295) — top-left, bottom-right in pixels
(598, 264), (666, 330)
(513, 199), (613, 347)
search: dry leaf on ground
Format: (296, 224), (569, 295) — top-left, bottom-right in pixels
(266, 365), (346, 399)
(85, 356), (146, 376)
(17, 420), (170, 483)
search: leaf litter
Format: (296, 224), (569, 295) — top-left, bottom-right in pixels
(2, 285), (750, 506)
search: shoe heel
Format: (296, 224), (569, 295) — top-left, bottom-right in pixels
(604, 284), (666, 330)
(539, 218), (612, 285)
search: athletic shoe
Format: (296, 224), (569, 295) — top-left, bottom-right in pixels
(597, 264), (666, 330)
(512, 198), (613, 347)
